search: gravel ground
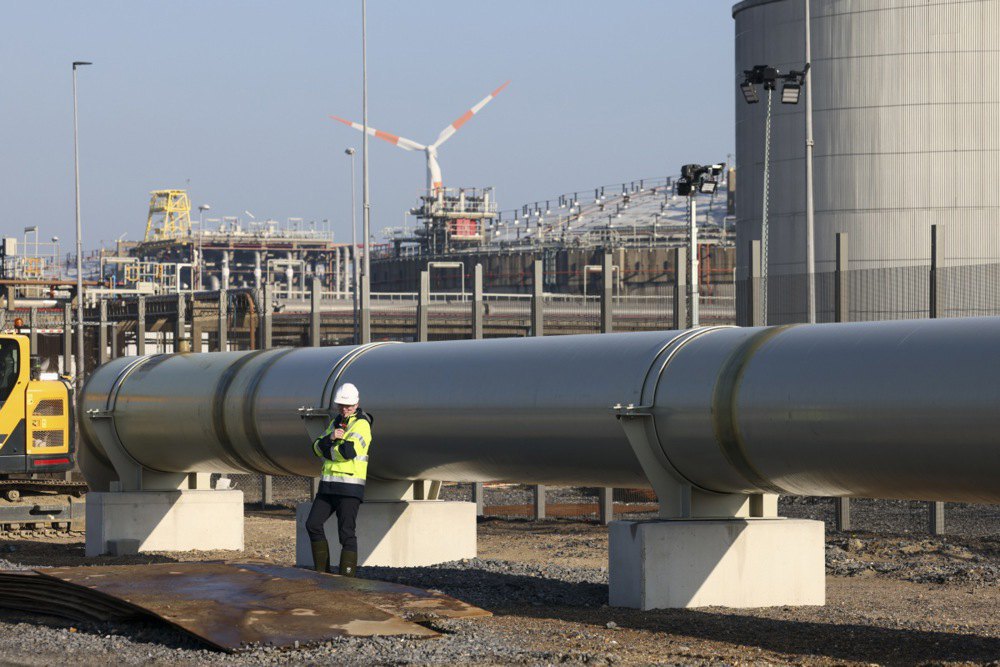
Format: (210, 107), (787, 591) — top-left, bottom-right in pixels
(0, 503), (996, 665)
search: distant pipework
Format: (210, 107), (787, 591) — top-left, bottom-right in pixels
(80, 317), (1000, 504)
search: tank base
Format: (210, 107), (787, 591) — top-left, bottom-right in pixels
(85, 490), (244, 557)
(295, 500), (477, 568)
(609, 518), (825, 609)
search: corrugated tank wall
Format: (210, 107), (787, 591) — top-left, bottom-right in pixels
(733, 0), (1000, 323)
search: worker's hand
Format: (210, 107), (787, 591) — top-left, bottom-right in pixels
(334, 428), (346, 440)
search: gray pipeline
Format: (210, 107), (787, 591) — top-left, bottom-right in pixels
(79, 317), (1000, 503)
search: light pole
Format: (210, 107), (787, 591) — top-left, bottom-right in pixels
(198, 204), (210, 290)
(804, 0), (816, 323)
(345, 147), (359, 343)
(740, 64), (808, 325)
(360, 0), (372, 343)
(676, 164), (725, 329)
(72, 60), (91, 387)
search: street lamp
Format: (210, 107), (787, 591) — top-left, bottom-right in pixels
(345, 147), (358, 343)
(72, 60), (91, 388)
(739, 63), (809, 325)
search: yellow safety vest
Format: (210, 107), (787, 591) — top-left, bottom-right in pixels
(312, 411), (372, 496)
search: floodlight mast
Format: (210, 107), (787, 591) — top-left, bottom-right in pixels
(675, 164), (725, 327)
(740, 63), (809, 325)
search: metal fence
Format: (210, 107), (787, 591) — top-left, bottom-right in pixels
(6, 239), (1000, 536)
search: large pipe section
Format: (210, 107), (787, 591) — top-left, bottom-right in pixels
(79, 317), (1000, 503)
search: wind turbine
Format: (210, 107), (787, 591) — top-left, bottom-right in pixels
(331, 81), (510, 194)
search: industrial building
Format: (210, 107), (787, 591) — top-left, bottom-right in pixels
(734, 0), (1000, 323)
(372, 175), (736, 294)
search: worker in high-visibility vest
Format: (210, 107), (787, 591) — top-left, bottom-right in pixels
(306, 382), (372, 577)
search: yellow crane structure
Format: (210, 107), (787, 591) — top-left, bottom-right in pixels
(143, 190), (192, 242)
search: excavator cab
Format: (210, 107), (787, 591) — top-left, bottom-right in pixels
(0, 334), (73, 475)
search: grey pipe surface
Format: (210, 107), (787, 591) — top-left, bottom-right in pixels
(79, 317), (1000, 503)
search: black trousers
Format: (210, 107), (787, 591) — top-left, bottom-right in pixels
(305, 493), (362, 552)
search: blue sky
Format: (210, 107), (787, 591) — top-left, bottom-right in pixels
(0, 1), (735, 249)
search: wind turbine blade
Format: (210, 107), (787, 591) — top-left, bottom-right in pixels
(431, 80), (510, 149)
(329, 116), (425, 151)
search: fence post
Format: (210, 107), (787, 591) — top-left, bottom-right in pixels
(471, 482), (484, 517)
(927, 224), (945, 535)
(260, 474), (273, 509)
(596, 244), (614, 521)
(259, 284), (272, 350)
(930, 224), (944, 320)
(98, 299), (109, 364)
(834, 232), (851, 530)
(310, 277), (322, 347)
(111, 318), (122, 359)
(598, 487), (613, 525)
(63, 303), (73, 375)
(600, 253), (613, 333)
(531, 259), (544, 337)
(749, 240), (764, 327)
(190, 318), (202, 353)
(533, 484), (546, 520)
(360, 248), (371, 344)
(472, 263), (484, 340)
(175, 293), (187, 352)
(672, 246), (687, 330)
(529, 260), (547, 515)
(835, 495), (852, 532)
(835, 233), (849, 324)
(417, 270), (429, 342)
(28, 307), (37, 355)
(136, 296), (146, 356)
(217, 290), (227, 352)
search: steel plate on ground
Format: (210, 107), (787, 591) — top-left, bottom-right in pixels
(0, 571), (138, 622)
(37, 562), (440, 651)
(234, 562), (491, 622)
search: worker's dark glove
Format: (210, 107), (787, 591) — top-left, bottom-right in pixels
(336, 438), (357, 460)
(317, 439), (335, 461)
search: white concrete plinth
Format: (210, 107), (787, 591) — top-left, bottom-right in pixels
(609, 518), (825, 609)
(85, 490), (244, 557)
(296, 500), (476, 568)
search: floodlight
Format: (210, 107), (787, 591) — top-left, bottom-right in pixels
(740, 79), (759, 104)
(699, 181), (717, 195)
(781, 81), (801, 104)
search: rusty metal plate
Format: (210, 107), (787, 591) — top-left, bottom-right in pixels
(37, 562), (439, 651)
(234, 562), (491, 622)
(0, 571), (138, 622)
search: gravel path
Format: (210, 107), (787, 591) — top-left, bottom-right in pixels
(0, 504), (996, 665)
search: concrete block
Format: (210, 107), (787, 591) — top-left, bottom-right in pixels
(85, 490), (244, 557)
(108, 539), (140, 556)
(609, 519), (825, 609)
(296, 500), (476, 568)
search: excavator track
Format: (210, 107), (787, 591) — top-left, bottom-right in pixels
(0, 481), (87, 534)
(0, 479), (88, 502)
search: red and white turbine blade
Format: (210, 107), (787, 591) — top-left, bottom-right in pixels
(329, 116), (425, 151)
(431, 80), (510, 149)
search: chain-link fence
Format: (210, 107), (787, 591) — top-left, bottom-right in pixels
(10, 253), (1000, 536)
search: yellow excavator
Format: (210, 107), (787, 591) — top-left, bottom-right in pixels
(0, 330), (85, 529)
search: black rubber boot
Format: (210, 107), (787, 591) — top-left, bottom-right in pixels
(310, 540), (330, 574)
(339, 550), (358, 577)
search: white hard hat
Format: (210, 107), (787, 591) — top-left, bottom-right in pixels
(333, 383), (360, 405)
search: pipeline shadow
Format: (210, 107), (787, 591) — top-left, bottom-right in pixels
(363, 565), (1000, 665)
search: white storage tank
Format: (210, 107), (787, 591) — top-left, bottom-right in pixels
(733, 0), (1000, 323)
